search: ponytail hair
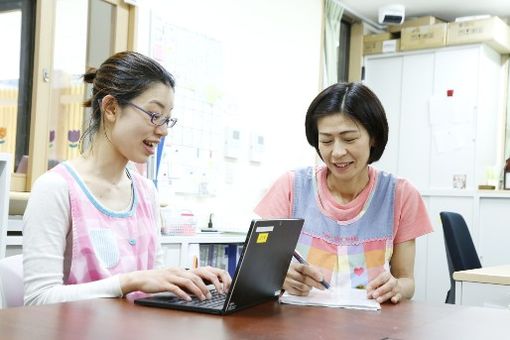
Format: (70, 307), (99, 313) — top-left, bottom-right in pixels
(82, 67), (97, 108)
(81, 51), (175, 146)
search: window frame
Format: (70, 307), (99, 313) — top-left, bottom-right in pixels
(0, 0), (35, 190)
(19, 0), (136, 193)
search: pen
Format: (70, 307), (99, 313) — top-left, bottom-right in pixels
(293, 250), (331, 289)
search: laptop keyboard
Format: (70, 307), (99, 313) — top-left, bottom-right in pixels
(172, 289), (227, 309)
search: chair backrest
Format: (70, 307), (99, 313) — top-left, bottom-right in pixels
(0, 254), (24, 308)
(440, 211), (481, 303)
(440, 212), (482, 271)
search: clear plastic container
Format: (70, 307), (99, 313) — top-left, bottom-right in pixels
(160, 208), (197, 236)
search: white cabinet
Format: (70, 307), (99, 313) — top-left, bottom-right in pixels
(364, 44), (509, 303)
(365, 44), (504, 191)
(477, 194), (510, 266)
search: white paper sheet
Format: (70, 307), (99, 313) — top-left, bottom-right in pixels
(279, 288), (381, 311)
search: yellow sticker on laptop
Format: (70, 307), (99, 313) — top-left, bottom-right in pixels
(257, 232), (269, 243)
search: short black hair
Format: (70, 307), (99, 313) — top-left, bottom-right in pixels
(305, 82), (388, 164)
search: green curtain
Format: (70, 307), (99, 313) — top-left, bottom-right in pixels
(323, 0), (344, 87)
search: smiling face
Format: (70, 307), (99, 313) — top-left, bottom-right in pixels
(108, 82), (175, 164)
(317, 113), (372, 185)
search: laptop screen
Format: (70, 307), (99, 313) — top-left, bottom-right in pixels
(222, 219), (304, 312)
(134, 218), (304, 314)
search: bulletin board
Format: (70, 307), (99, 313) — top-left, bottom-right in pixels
(149, 13), (227, 196)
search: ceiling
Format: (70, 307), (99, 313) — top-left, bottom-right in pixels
(338, 0), (510, 26)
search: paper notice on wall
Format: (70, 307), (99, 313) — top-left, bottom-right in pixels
(429, 96), (472, 126)
(451, 100), (474, 124)
(432, 126), (470, 153)
(433, 128), (454, 153)
(429, 96), (449, 126)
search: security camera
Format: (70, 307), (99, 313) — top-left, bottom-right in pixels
(378, 4), (405, 25)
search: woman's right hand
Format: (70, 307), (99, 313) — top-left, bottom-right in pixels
(282, 263), (326, 296)
(120, 266), (230, 301)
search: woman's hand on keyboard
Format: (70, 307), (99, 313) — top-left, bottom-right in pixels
(119, 267), (230, 301)
(189, 266), (232, 294)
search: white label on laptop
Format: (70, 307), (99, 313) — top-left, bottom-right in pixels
(256, 226), (274, 232)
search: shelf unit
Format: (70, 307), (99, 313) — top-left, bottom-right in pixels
(159, 232), (246, 270)
(364, 43), (510, 303)
(0, 153), (12, 259)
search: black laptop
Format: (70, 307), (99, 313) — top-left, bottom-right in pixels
(134, 218), (304, 315)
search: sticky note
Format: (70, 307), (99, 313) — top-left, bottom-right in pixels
(256, 233), (268, 243)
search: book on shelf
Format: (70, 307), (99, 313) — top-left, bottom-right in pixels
(198, 244), (243, 276)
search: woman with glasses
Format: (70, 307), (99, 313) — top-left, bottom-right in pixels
(23, 51), (231, 305)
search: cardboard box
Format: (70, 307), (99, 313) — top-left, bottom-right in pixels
(364, 39), (400, 55)
(400, 23), (448, 51)
(363, 32), (395, 43)
(447, 16), (510, 53)
(389, 16), (444, 33)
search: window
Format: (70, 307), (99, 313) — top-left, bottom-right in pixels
(47, 0), (88, 167)
(3, 0), (135, 192)
(0, 0), (35, 174)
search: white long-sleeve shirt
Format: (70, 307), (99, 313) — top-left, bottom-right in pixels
(23, 171), (164, 306)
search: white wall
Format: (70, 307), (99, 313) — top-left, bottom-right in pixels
(137, 0), (322, 230)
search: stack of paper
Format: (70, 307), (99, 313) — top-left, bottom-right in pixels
(279, 288), (381, 311)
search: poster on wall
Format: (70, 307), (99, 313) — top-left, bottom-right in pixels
(149, 13), (227, 196)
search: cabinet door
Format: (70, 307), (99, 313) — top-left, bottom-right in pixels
(430, 47), (479, 189)
(478, 198), (510, 266)
(398, 53), (435, 190)
(364, 56), (403, 174)
(475, 46), (502, 186)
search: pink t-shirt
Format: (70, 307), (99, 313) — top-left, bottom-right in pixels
(255, 165), (432, 245)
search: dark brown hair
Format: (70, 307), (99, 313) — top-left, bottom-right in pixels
(305, 82), (388, 164)
(82, 51), (175, 143)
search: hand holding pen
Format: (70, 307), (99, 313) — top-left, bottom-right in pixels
(292, 250), (331, 290)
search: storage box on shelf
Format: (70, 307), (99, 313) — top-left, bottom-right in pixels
(388, 16), (444, 33)
(160, 208), (197, 236)
(400, 23), (448, 51)
(447, 16), (510, 54)
(363, 32), (400, 55)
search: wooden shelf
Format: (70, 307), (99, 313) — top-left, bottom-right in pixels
(420, 189), (510, 198)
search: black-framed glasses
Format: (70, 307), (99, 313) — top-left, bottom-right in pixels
(126, 102), (178, 128)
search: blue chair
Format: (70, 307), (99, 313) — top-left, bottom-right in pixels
(440, 211), (481, 304)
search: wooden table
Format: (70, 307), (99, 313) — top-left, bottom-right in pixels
(1, 298), (509, 339)
(454, 264), (510, 307)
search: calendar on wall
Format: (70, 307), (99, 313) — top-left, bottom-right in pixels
(149, 13), (229, 196)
